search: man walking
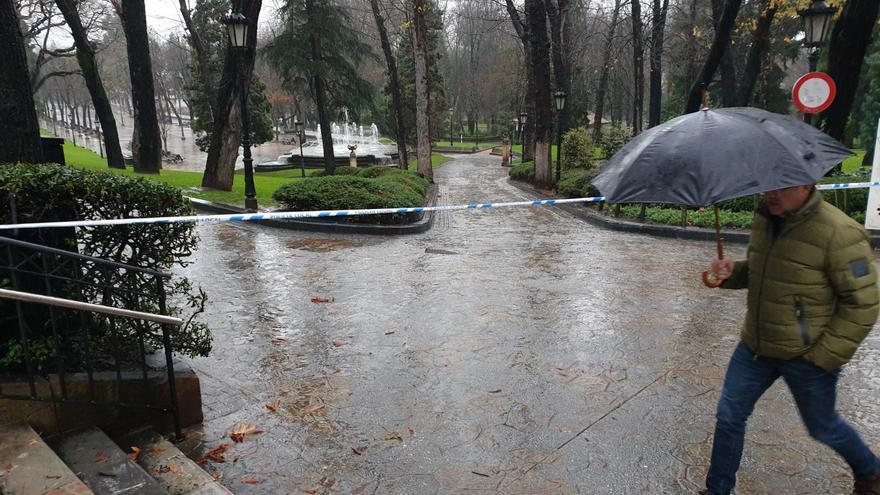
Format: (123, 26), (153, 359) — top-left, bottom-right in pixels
(702, 184), (880, 495)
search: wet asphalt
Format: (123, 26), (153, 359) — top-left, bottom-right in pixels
(175, 152), (880, 494)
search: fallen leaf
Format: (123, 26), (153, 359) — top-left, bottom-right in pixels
(230, 423), (263, 443)
(27, 438), (39, 445)
(488, 389), (502, 394)
(266, 399), (281, 412)
(272, 336), (288, 344)
(407, 426), (415, 435)
(383, 432), (403, 442)
(149, 447), (166, 455)
(242, 477), (262, 484)
(471, 471), (490, 477)
(4, 463), (13, 471)
(97, 471), (117, 477)
(128, 446), (141, 461)
(311, 296), (334, 303)
(332, 340), (344, 347)
(384, 330), (395, 335)
(94, 452), (109, 463)
(200, 444), (231, 463)
(302, 403), (326, 415)
(148, 468), (158, 476)
(302, 489), (318, 494)
(351, 447), (364, 456)
(558, 427), (570, 433)
(352, 482), (371, 495)
(169, 464), (181, 474)
(211, 472), (223, 480)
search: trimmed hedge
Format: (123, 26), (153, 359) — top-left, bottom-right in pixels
(0, 163), (211, 370)
(272, 168), (431, 224)
(509, 161), (535, 182)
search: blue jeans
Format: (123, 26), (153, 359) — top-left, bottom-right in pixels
(706, 342), (880, 495)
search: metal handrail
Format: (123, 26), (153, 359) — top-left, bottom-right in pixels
(0, 236), (171, 279)
(0, 288), (183, 326)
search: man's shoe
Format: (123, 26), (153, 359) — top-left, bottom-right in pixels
(698, 490), (716, 495)
(854, 473), (880, 495)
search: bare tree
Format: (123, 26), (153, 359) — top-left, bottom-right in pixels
(647, 0), (668, 127)
(526, 0), (552, 187)
(684, 0), (742, 113)
(592, 0), (623, 141)
(370, 0), (408, 169)
(736, 0), (775, 106)
(630, 0), (644, 134)
(54, 0), (125, 168)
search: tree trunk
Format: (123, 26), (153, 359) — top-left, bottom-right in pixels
(818, 0), (880, 141)
(505, 0), (534, 162)
(55, 0), (125, 168)
(0, 0), (42, 164)
(526, 0), (552, 188)
(120, 0), (162, 173)
(202, 0), (262, 189)
(682, 0), (700, 99)
(593, 0), (623, 142)
(630, 0), (644, 134)
(369, 0), (408, 169)
(684, 0), (743, 113)
(177, 0), (214, 123)
(736, 0), (775, 106)
(314, 73), (335, 175)
(648, 0), (669, 127)
(413, 0), (433, 179)
(545, 0), (572, 135)
(711, 0), (737, 107)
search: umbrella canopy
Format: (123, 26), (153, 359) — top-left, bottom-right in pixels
(592, 107), (852, 207)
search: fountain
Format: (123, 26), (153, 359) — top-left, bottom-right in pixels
(258, 109), (398, 171)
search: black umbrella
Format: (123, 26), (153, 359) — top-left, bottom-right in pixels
(592, 107), (852, 286)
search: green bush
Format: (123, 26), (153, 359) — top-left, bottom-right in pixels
(599, 124), (633, 159)
(557, 169), (601, 198)
(618, 205), (754, 229)
(0, 163), (211, 371)
(561, 127), (595, 172)
(272, 171), (430, 224)
(718, 195), (760, 212)
(509, 161), (535, 182)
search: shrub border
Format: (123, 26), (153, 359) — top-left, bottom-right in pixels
(187, 183), (437, 235)
(508, 179), (880, 247)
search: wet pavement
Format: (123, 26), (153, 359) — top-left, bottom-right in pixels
(174, 152), (880, 494)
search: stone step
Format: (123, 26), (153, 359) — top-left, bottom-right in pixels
(51, 426), (169, 495)
(119, 428), (232, 495)
(0, 422), (93, 495)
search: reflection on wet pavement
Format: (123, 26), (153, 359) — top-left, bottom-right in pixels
(175, 152), (880, 494)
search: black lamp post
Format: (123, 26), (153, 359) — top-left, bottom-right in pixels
(449, 108), (454, 147)
(295, 117), (305, 178)
(519, 111), (528, 162)
(224, 8), (258, 211)
(798, 0), (836, 124)
(554, 90), (566, 187)
(511, 117), (519, 161)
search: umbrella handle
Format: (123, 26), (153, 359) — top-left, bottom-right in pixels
(702, 205), (725, 288)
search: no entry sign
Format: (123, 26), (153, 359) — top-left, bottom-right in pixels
(793, 72), (836, 114)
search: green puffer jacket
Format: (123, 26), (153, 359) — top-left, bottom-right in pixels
(722, 189), (879, 371)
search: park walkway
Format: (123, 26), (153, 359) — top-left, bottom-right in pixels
(175, 151), (880, 494)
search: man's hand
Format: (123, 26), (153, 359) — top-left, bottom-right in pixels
(710, 258), (734, 280)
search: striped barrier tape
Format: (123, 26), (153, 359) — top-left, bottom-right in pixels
(0, 181), (876, 231)
(0, 197), (606, 230)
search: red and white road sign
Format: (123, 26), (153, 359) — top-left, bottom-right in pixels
(793, 72), (836, 114)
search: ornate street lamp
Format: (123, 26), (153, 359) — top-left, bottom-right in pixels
(224, 7), (257, 211)
(554, 91), (566, 187)
(295, 118), (305, 178)
(798, 1), (836, 124)
(519, 112), (528, 162)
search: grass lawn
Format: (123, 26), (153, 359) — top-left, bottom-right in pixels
(842, 149), (866, 174)
(61, 140), (452, 208)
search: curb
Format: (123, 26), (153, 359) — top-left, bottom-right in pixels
(185, 185), (436, 236)
(508, 179), (880, 247)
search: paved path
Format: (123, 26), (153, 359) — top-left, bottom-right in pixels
(176, 152), (880, 494)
